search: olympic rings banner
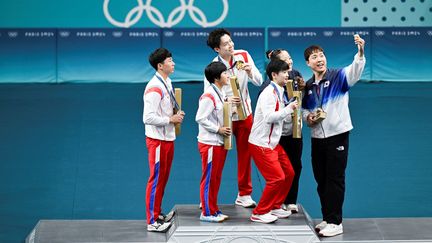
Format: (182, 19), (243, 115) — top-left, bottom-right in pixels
(0, 0), (340, 28)
(103, 0), (229, 28)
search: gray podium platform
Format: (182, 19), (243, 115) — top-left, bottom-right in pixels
(26, 204), (432, 243)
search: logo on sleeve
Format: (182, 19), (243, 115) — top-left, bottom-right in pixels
(336, 146), (344, 151)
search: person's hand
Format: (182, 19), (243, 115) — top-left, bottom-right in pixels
(170, 112), (184, 124)
(218, 127), (232, 137)
(288, 100), (298, 110)
(295, 76), (306, 91)
(228, 96), (241, 107)
(306, 113), (318, 127)
(177, 110), (185, 116)
(354, 34), (365, 57)
(242, 63), (253, 78)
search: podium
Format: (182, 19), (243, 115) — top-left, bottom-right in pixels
(26, 204), (318, 243)
(167, 204), (318, 242)
(26, 204), (432, 242)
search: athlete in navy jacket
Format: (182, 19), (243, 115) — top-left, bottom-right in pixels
(302, 34), (366, 237)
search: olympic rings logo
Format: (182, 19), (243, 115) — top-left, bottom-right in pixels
(103, 0), (229, 28)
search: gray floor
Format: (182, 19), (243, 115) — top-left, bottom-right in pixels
(26, 204), (432, 243)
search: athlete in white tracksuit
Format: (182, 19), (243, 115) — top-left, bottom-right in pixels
(196, 61), (234, 222)
(248, 59), (298, 224)
(205, 29), (263, 207)
(143, 48), (184, 232)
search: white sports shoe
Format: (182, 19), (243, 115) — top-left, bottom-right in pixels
(315, 221), (327, 232)
(235, 194), (257, 208)
(319, 223), (343, 237)
(270, 208), (291, 218)
(216, 210), (229, 220)
(200, 213), (225, 223)
(286, 204), (299, 213)
(147, 219), (171, 232)
(250, 212), (278, 224)
(158, 210), (175, 222)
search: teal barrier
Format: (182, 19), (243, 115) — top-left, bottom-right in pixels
(0, 27), (431, 83)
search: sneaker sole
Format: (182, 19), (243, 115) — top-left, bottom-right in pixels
(250, 216), (277, 224)
(235, 201), (256, 208)
(271, 213), (291, 219)
(147, 226), (170, 233)
(319, 230), (343, 237)
(219, 215), (229, 220)
(199, 218), (225, 223)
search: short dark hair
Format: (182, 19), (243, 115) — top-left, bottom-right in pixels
(207, 28), (231, 49)
(149, 48), (172, 70)
(266, 48), (288, 61)
(304, 45), (324, 61)
(265, 50), (273, 59)
(205, 61), (227, 84)
(266, 59), (289, 80)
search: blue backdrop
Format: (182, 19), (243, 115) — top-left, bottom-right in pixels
(268, 27), (372, 81)
(162, 28), (265, 82)
(1, 27), (431, 83)
(0, 29), (57, 83)
(57, 28), (161, 83)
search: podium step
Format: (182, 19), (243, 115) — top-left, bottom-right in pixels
(167, 204), (318, 242)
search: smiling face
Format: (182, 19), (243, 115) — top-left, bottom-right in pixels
(306, 50), (327, 74)
(219, 70), (230, 86)
(272, 70), (289, 87)
(214, 34), (235, 59)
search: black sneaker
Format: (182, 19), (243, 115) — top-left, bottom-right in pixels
(158, 210), (175, 222)
(147, 218), (171, 232)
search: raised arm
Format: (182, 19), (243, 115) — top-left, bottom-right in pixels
(344, 34), (366, 87)
(243, 51), (263, 86)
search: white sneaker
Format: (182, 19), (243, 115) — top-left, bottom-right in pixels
(250, 212), (278, 224)
(147, 219), (171, 232)
(315, 220), (327, 232)
(216, 210), (229, 220)
(199, 202), (202, 209)
(158, 210), (175, 222)
(286, 204), (298, 213)
(319, 223), (343, 237)
(235, 194), (256, 208)
(200, 213), (225, 223)
(270, 208), (291, 218)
